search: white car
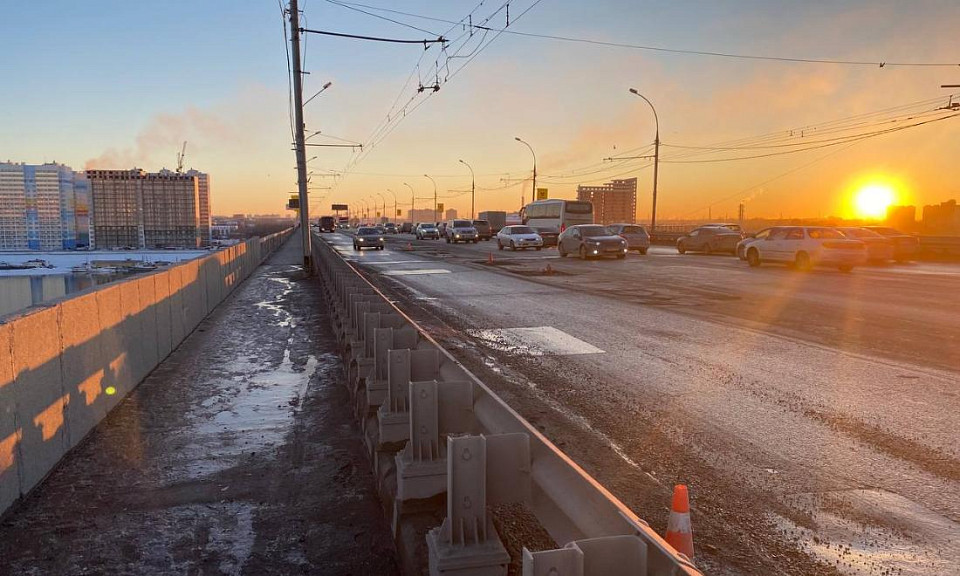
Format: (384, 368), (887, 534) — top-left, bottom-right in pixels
(744, 226), (867, 272)
(496, 225), (543, 251)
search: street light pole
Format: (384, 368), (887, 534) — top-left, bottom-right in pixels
(289, 0), (312, 273)
(386, 188), (398, 222)
(424, 174), (438, 222)
(459, 159), (476, 219)
(628, 88), (660, 232)
(403, 182), (415, 222)
(514, 137), (536, 206)
(376, 192), (387, 224)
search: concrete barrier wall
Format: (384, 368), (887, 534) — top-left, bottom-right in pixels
(0, 228), (294, 516)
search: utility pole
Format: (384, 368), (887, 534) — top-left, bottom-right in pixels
(289, 0), (312, 273)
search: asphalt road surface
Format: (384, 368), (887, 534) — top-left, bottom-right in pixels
(323, 230), (960, 576)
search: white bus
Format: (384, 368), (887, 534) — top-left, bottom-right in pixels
(520, 199), (594, 233)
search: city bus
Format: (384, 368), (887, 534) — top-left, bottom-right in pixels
(520, 199), (594, 233)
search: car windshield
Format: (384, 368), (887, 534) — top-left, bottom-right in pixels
(510, 226), (535, 234)
(620, 225), (647, 235)
(868, 226), (898, 235)
(580, 226), (610, 237)
(453, 220), (472, 227)
(421, 224), (437, 230)
(807, 228), (845, 240)
(357, 228), (379, 235)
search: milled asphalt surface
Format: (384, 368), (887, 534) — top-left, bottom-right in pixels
(328, 231), (960, 576)
(0, 230), (398, 576)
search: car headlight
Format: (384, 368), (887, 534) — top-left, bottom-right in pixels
(455, 234), (461, 238)
(379, 237), (385, 241)
(357, 238), (364, 242)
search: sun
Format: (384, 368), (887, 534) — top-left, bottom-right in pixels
(854, 183), (895, 220)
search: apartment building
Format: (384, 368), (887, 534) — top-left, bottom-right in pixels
(185, 169), (212, 245)
(576, 177), (638, 225)
(87, 169), (201, 249)
(0, 162), (88, 250)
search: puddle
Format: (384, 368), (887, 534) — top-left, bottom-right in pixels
(255, 276), (295, 327)
(176, 350), (321, 479)
(770, 488), (959, 576)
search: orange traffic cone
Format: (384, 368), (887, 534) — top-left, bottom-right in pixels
(487, 252), (494, 264)
(406, 242), (413, 251)
(665, 484), (694, 560)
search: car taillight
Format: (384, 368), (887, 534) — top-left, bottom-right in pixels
(823, 241), (863, 250)
(560, 223), (566, 232)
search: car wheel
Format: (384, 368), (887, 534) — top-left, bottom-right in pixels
(747, 248), (761, 267)
(579, 246), (589, 260)
(510, 241), (517, 251)
(498, 240), (504, 251)
(617, 253), (625, 259)
(536, 247), (542, 251)
(795, 252), (811, 271)
(353, 244), (358, 251)
(446, 237), (450, 243)
(705, 244), (713, 255)
(677, 243), (686, 254)
(639, 248), (648, 255)
(559, 247), (567, 258)
(839, 265), (854, 273)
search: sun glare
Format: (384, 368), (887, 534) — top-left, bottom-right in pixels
(854, 183), (895, 220)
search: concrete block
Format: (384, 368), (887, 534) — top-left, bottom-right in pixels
(118, 280), (149, 386)
(58, 292), (107, 448)
(0, 322), (21, 514)
(201, 256), (220, 312)
(9, 306), (69, 496)
(153, 269), (174, 360)
(167, 265), (187, 348)
(94, 284), (127, 415)
(180, 260), (205, 332)
(135, 275), (160, 375)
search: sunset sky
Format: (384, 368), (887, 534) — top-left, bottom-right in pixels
(2, 0), (958, 220)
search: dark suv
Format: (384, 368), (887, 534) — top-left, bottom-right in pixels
(472, 220), (492, 241)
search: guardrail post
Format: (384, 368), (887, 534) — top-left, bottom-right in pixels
(426, 432), (531, 575)
(395, 379), (474, 503)
(523, 535), (648, 576)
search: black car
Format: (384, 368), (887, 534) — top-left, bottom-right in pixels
(558, 224), (628, 259)
(533, 227), (559, 247)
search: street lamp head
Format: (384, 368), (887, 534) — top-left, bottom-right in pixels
(459, 159), (465, 164)
(514, 137), (522, 142)
(629, 88), (639, 95)
(322, 81), (332, 90)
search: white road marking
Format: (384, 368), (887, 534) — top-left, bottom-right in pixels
(381, 269), (451, 276)
(361, 260), (427, 265)
(468, 326), (604, 356)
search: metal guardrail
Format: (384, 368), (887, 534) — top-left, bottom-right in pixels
(310, 233), (703, 576)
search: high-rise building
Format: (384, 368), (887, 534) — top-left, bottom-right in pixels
(576, 177), (637, 225)
(408, 208), (437, 223)
(922, 200), (960, 234)
(445, 208), (458, 220)
(0, 162), (88, 250)
(87, 169), (200, 249)
(185, 169), (212, 245)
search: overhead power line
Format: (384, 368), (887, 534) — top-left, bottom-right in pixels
(328, 0), (960, 68)
(300, 28), (446, 44)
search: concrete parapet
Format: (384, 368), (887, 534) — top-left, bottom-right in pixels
(0, 228), (294, 517)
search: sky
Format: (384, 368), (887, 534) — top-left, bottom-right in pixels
(1, 0), (958, 221)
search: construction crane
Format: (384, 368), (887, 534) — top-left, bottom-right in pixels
(176, 141), (187, 174)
